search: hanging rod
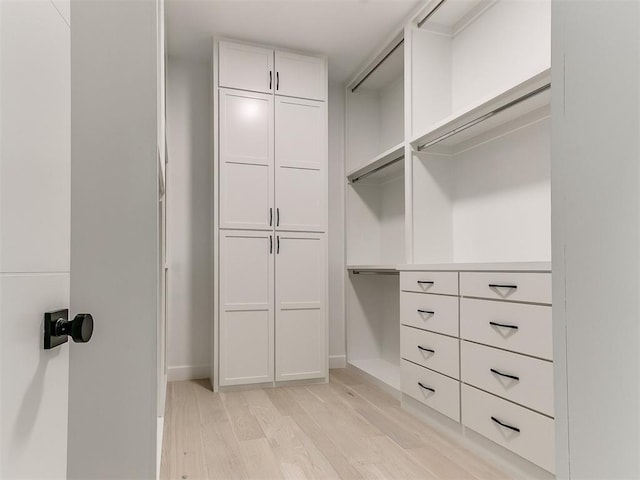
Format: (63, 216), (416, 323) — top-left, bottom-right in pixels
(351, 38), (404, 93)
(416, 83), (551, 152)
(417, 0), (448, 28)
(350, 156), (404, 184)
(351, 270), (399, 275)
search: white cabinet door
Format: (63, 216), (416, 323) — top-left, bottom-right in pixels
(219, 89), (274, 230)
(219, 231), (274, 386)
(275, 97), (325, 232)
(219, 41), (274, 94)
(275, 50), (325, 101)
(275, 232), (326, 381)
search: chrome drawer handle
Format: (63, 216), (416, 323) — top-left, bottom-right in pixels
(417, 382), (435, 393)
(417, 345), (434, 354)
(490, 368), (520, 382)
(488, 284), (518, 289)
(417, 309), (434, 315)
(489, 321), (519, 330)
(491, 416), (520, 433)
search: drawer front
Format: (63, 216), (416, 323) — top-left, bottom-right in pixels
(400, 271), (458, 295)
(401, 326), (459, 379)
(460, 298), (552, 360)
(462, 385), (555, 473)
(400, 292), (459, 337)
(460, 272), (551, 304)
(402, 360), (460, 422)
(461, 341), (554, 416)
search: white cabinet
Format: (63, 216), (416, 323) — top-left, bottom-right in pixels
(275, 232), (326, 381)
(275, 97), (325, 232)
(219, 41), (274, 94)
(219, 89), (274, 230)
(275, 51), (326, 101)
(219, 230), (274, 386)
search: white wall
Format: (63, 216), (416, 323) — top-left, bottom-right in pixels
(165, 57), (212, 381)
(328, 82), (346, 368)
(552, 1), (640, 478)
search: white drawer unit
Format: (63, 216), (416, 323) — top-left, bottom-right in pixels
(460, 272), (551, 304)
(400, 271), (458, 295)
(400, 291), (459, 337)
(462, 385), (555, 474)
(461, 341), (554, 416)
(402, 360), (460, 422)
(401, 326), (459, 379)
(460, 298), (553, 360)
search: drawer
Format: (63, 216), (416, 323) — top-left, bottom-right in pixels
(400, 292), (459, 337)
(460, 298), (552, 360)
(401, 360), (460, 422)
(461, 341), (554, 416)
(462, 385), (555, 473)
(400, 271), (458, 295)
(401, 326), (459, 379)
(460, 272), (551, 304)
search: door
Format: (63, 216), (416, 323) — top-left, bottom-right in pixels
(219, 230), (274, 386)
(275, 232), (326, 381)
(275, 97), (325, 232)
(219, 88), (274, 230)
(274, 50), (325, 101)
(219, 41), (274, 94)
(1, 1), (71, 477)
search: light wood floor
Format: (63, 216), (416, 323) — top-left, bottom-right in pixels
(160, 369), (511, 480)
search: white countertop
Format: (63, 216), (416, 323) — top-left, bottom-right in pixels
(396, 262), (551, 272)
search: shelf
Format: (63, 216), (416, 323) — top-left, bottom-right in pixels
(397, 262), (551, 273)
(347, 264), (399, 275)
(349, 358), (400, 391)
(347, 142), (404, 184)
(411, 69), (551, 155)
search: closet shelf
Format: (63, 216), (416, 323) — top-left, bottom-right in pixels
(347, 264), (399, 274)
(347, 142), (404, 184)
(349, 358), (401, 391)
(411, 69), (551, 155)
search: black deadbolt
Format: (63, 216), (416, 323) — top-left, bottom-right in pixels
(44, 309), (94, 349)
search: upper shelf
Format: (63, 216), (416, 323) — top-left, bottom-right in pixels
(411, 69), (551, 155)
(347, 142), (404, 184)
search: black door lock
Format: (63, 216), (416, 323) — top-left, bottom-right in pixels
(44, 309), (94, 350)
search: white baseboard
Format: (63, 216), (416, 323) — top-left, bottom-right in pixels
(167, 364), (210, 382)
(329, 354), (346, 369)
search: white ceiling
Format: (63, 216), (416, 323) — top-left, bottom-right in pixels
(166, 0), (423, 84)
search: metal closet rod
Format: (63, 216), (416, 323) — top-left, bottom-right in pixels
(416, 83), (551, 151)
(417, 0), (448, 28)
(350, 156), (404, 184)
(351, 38), (404, 93)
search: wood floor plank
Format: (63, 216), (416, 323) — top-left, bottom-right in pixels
(264, 387), (305, 416)
(237, 438), (284, 480)
(221, 390), (266, 442)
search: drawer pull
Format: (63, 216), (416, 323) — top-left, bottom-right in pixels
(489, 321), (519, 330)
(417, 382), (435, 393)
(417, 280), (434, 286)
(417, 309), (435, 315)
(491, 416), (521, 433)
(490, 368), (520, 382)
(489, 284), (518, 289)
(417, 345), (435, 354)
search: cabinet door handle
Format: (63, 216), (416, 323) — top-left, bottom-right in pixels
(417, 280), (434, 285)
(276, 71), (279, 90)
(270, 235), (273, 254)
(489, 321), (519, 330)
(269, 207), (273, 226)
(491, 416), (521, 433)
(417, 309), (434, 315)
(269, 71), (272, 90)
(417, 345), (435, 354)
(490, 368), (520, 381)
(277, 235), (280, 254)
(488, 284), (518, 289)
(276, 207), (280, 227)
(417, 382), (435, 393)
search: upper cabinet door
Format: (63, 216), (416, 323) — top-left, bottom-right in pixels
(275, 97), (325, 232)
(275, 51), (326, 101)
(219, 41), (274, 94)
(219, 89), (274, 230)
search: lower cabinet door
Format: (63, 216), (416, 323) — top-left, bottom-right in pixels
(401, 360), (460, 422)
(219, 230), (274, 386)
(275, 232), (326, 381)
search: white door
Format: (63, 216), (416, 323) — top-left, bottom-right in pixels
(0, 1), (71, 477)
(219, 230), (274, 386)
(275, 232), (326, 381)
(274, 50), (325, 101)
(275, 97), (325, 232)
(219, 88), (274, 230)
(219, 41), (274, 94)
